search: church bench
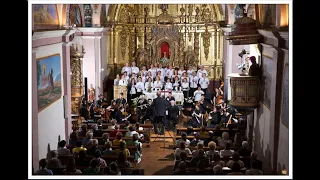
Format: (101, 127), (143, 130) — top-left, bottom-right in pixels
(185, 167), (247, 174)
(86, 123), (153, 129)
(77, 136), (142, 141)
(66, 145), (139, 153)
(173, 145), (242, 151)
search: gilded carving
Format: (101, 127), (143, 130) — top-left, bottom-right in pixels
(119, 26), (128, 60)
(194, 32), (199, 63)
(202, 26), (211, 60)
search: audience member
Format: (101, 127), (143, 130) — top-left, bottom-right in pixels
(75, 150), (88, 166)
(204, 131), (215, 146)
(251, 151), (262, 170)
(188, 149), (207, 167)
(123, 121), (130, 130)
(210, 153), (225, 167)
(226, 152), (245, 168)
(72, 141), (87, 154)
(206, 141), (219, 157)
(82, 131), (94, 146)
(115, 152), (132, 169)
(47, 150), (61, 169)
(108, 120), (117, 130)
(110, 125), (121, 138)
(57, 140), (71, 156)
(35, 159), (53, 175)
(92, 149), (107, 169)
(92, 124), (102, 137)
(100, 133), (111, 145)
(172, 161), (191, 175)
(227, 162), (243, 175)
(245, 159), (263, 175)
(213, 164), (224, 175)
(174, 141), (192, 159)
(69, 132), (78, 146)
(173, 151), (188, 171)
(190, 133), (204, 147)
(175, 132), (190, 147)
(238, 141), (251, 156)
(83, 159), (100, 175)
(113, 132), (123, 146)
(108, 162), (121, 175)
(192, 142), (204, 156)
(87, 139), (101, 155)
(125, 126), (139, 137)
(103, 141), (115, 156)
(115, 141), (130, 157)
(217, 132), (232, 147)
(62, 158), (82, 175)
(220, 142), (234, 157)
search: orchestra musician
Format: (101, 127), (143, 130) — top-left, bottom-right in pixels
(165, 92), (175, 102)
(116, 93), (127, 106)
(189, 102), (203, 128)
(115, 106), (129, 124)
(167, 100), (180, 131)
(97, 94), (107, 107)
(106, 100), (118, 120)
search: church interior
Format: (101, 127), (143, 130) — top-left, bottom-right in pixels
(31, 3), (290, 176)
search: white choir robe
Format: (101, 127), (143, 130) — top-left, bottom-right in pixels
(144, 82), (154, 91)
(141, 76), (146, 83)
(136, 82), (145, 93)
(199, 77), (209, 89)
(181, 82), (190, 91)
(157, 68), (166, 77)
(189, 76), (199, 88)
(148, 68), (157, 78)
(194, 90), (205, 101)
(172, 81), (180, 90)
(164, 82), (173, 91)
(153, 80), (163, 90)
(122, 66), (132, 75)
(119, 79), (128, 86)
(131, 66), (140, 75)
(141, 70), (148, 77)
(124, 76), (130, 83)
(180, 76), (189, 83)
(197, 69), (208, 78)
(178, 70), (186, 76)
(187, 69), (194, 77)
(165, 69), (173, 78)
(159, 75), (165, 83)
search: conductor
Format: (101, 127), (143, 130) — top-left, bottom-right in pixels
(151, 91), (167, 135)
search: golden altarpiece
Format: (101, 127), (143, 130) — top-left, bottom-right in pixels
(103, 4), (225, 101)
(70, 45), (85, 115)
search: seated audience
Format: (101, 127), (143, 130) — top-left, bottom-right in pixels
(188, 149), (207, 167)
(194, 160), (209, 175)
(103, 141), (115, 156)
(78, 125), (88, 137)
(220, 142), (234, 157)
(123, 121), (130, 130)
(245, 159), (263, 175)
(192, 142), (204, 156)
(217, 132), (232, 147)
(172, 161), (191, 175)
(238, 141), (252, 156)
(206, 141), (219, 157)
(213, 125), (222, 138)
(108, 120), (117, 130)
(203, 131), (215, 146)
(227, 162), (243, 175)
(108, 162), (121, 175)
(174, 141), (192, 159)
(110, 125), (121, 138)
(190, 133), (204, 147)
(61, 158), (82, 175)
(213, 164), (224, 175)
(251, 151), (262, 170)
(226, 152), (245, 168)
(82, 131), (94, 146)
(69, 132), (78, 146)
(83, 159), (101, 175)
(87, 139), (101, 155)
(72, 141), (87, 154)
(127, 134), (142, 163)
(57, 140), (71, 156)
(199, 126), (209, 138)
(210, 152), (225, 167)
(125, 126), (139, 137)
(91, 149), (107, 169)
(35, 159), (53, 175)
(115, 152), (132, 169)
(175, 132), (190, 147)
(47, 150), (61, 169)
(75, 150), (88, 166)
(92, 124), (102, 137)
(233, 132), (242, 147)
(100, 133), (112, 145)
(115, 141), (130, 157)
(112, 132), (123, 146)
(173, 151), (188, 171)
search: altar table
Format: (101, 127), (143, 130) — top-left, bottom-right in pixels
(143, 91), (184, 104)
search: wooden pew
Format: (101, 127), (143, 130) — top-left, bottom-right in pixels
(66, 145), (139, 153)
(173, 145), (242, 152)
(185, 167), (247, 174)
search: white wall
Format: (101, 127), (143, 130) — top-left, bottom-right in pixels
(253, 103), (273, 174)
(82, 37), (96, 90)
(34, 43), (66, 160)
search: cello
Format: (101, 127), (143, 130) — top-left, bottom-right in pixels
(216, 82), (224, 105)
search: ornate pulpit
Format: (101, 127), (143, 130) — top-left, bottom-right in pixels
(228, 73), (260, 111)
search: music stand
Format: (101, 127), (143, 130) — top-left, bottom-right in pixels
(152, 118), (174, 148)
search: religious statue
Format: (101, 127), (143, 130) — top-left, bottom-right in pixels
(185, 46), (196, 66)
(160, 52), (170, 67)
(135, 45), (146, 65)
(88, 84), (95, 103)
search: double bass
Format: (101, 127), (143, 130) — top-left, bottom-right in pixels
(216, 82), (224, 105)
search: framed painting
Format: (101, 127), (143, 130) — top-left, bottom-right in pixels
(260, 55), (273, 109)
(37, 54), (62, 111)
(33, 4), (60, 30)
